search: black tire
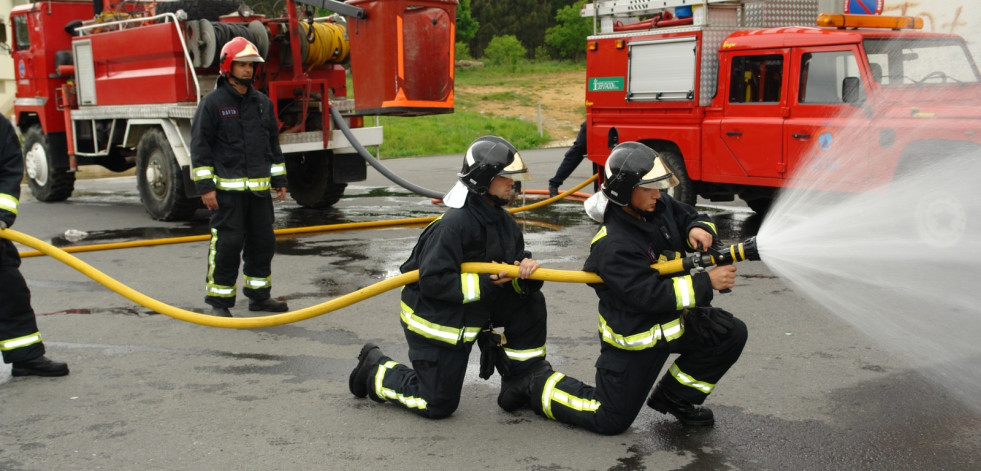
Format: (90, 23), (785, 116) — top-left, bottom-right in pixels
(657, 149), (696, 206)
(285, 151), (347, 208)
(136, 128), (199, 221)
(22, 126), (75, 201)
(744, 198), (772, 215)
(156, 0), (242, 21)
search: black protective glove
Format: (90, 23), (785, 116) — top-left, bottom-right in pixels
(476, 327), (510, 380)
(683, 307), (735, 346)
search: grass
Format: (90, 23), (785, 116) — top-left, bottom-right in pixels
(353, 60), (584, 158)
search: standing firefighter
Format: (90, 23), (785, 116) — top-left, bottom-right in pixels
(530, 142), (746, 434)
(0, 114), (69, 377)
(191, 37), (289, 317)
(349, 136), (553, 418)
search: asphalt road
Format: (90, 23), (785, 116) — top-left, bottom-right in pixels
(1, 148), (978, 470)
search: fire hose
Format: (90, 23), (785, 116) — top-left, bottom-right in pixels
(0, 226), (758, 329)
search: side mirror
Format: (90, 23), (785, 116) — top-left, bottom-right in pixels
(842, 76), (863, 105)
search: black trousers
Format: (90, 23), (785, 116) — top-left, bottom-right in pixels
(205, 191), (275, 308)
(531, 317), (748, 435)
(374, 290), (549, 419)
(0, 239), (45, 363)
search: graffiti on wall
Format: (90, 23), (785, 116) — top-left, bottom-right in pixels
(883, 2), (967, 34)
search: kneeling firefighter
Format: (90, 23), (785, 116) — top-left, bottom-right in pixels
(349, 136), (553, 418)
(528, 142), (747, 434)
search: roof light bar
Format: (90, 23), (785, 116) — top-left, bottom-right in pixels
(816, 13), (923, 30)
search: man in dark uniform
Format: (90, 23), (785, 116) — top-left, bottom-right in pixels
(348, 136), (552, 418)
(526, 142), (746, 434)
(191, 37), (289, 318)
(0, 114), (70, 377)
(547, 121), (592, 198)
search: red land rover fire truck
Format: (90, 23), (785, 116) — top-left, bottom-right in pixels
(6, 0), (456, 220)
(582, 0), (981, 214)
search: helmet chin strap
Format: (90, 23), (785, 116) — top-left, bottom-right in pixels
(486, 193), (510, 207)
(230, 75), (254, 87)
(628, 203), (657, 220)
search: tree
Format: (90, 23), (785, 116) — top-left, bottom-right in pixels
(456, 0), (479, 43)
(483, 35), (526, 71)
(545, 0), (592, 61)
(471, 0), (554, 58)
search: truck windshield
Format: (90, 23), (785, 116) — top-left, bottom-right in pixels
(863, 38), (980, 85)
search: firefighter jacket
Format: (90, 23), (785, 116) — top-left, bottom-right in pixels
(0, 115), (22, 231)
(399, 192), (543, 348)
(190, 77), (287, 195)
(583, 194), (718, 351)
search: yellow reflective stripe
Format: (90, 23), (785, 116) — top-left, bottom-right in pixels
(668, 363), (715, 394)
(206, 283), (236, 297)
(703, 221), (717, 234)
(510, 277), (525, 294)
(541, 373), (601, 420)
(461, 273), (480, 303)
(0, 332), (42, 351)
(244, 276), (271, 289)
(214, 176), (271, 191)
(661, 317), (684, 342)
(375, 360), (428, 409)
(503, 345), (546, 362)
(270, 163), (286, 176)
(672, 275), (696, 310)
(400, 301), (480, 345)
(191, 166), (214, 181)
(590, 226), (607, 246)
(0, 193), (18, 215)
(598, 314), (684, 351)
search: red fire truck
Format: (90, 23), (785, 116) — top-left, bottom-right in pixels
(581, 0), (981, 214)
(6, 0), (456, 220)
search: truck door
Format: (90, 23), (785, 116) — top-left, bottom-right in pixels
(784, 46), (872, 188)
(719, 52), (787, 180)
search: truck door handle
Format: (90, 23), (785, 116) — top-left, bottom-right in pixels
(725, 131), (742, 137)
(792, 133), (811, 139)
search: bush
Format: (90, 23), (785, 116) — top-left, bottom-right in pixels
(482, 35), (526, 72)
(456, 42), (472, 60)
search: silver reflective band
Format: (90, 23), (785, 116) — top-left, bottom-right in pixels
(0, 193), (18, 214)
(0, 332), (41, 351)
(192, 166), (214, 181)
(270, 164), (286, 175)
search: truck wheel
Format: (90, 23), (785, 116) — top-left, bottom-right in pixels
(136, 129), (199, 221)
(156, 0), (243, 21)
(658, 149), (696, 206)
(23, 126), (75, 202)
(744, 198), (772, 215)
(285, 152), (347, 208)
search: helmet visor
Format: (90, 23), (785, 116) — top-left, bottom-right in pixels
(636, 157), (679, 190)
(498, 152), (532, 181)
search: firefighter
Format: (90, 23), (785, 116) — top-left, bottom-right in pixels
(348, 136), (552, 418)
(191, 37), (289, 317)
(526, 142), (746, 434)
(0, 114), (70, 377)
(547, 121), (591, 198)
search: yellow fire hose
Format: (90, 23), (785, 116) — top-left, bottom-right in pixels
(0, 172), (760, 330)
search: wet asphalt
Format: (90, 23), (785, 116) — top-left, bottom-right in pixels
(1, 148), (978, 470)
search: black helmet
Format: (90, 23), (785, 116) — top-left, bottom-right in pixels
(601, 142), (679, 206)
(458, 136), (530, 194)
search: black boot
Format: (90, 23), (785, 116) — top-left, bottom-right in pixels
(548, 185), (560, 198)
(12, 356), (70, 377)
(498, 360), (552, 412)
(211, 306), (233, 317)
(349, 343), (386, 400)
(647, 386), (714, 426)
(249, 297), (289, 312)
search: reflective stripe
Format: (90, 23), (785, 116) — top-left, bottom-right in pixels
(191, 166), (214, 181)
(590, 226), (607, 246)
(0, 193), (18, 215)
(510, 277), (525, 294)
(461, 273), (480, 303)
(206, 283), (236, 297)
(540, 371), (601, 421)
(400, 301), (481, 345)
(214, 176), (271, 191)
(668, 363), (715, 394)
(503, 345), (546, 362)
(244, 275), (271, 289)
(375, 360), (428, 409)
(702, 221), (717, 234)
(270, 163), (286, 176)
(598, 314), (684, 351)
(673, 275), (696, 310)
(0, 332), (42, 351)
